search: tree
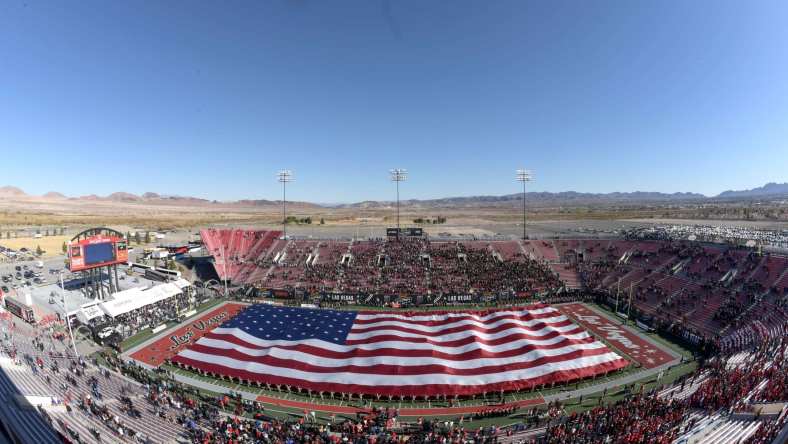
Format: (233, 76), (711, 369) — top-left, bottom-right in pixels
(134, 232), (141, 244)
(320, 218), (325, 225)
(36, 245), (43, 256)
(144, 231), (151, 244)
(62, 242), (67, 254)
(126, 231), (131, 242)
(45, 229), (50, 236)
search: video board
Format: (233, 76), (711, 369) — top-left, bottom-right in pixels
(68, 235), (128, 272)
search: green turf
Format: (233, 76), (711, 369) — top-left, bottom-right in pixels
(137, 299), (699, 428)
(164, 361), (643, 412)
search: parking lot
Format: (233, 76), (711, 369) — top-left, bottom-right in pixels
(0, 251), (69, 298)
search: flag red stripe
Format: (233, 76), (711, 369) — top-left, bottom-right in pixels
(352, 309), (562, 326)
(180, 343), (614, 376)
(206, 325), (589, 348)
(348, 318), (575, 337)
(171, 355), (628, 397)
(354, 303), (549, 317)
(190, 333), (599, 361)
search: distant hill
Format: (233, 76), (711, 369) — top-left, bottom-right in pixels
(42, 191), (67, 199)
(235, 199), (322, 209)
(108, 192), (142, 202)
(337, 190), (707, 209)
(716, 182), (788, 199)
(1, 183), (784, 208)
(0, 186), (26, 197)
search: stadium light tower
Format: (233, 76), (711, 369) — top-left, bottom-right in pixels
(219, 244), (228, 298)
(390, 168), (407, 240)
(516, 169), (533, 240)
(278, 170), (293, 239)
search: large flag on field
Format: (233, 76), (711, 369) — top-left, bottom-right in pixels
(172, 304), (628, 397)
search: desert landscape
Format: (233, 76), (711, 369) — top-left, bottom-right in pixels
(1, 184), (786, 236)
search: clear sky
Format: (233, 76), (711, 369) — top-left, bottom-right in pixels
(1, 0), (787, 202)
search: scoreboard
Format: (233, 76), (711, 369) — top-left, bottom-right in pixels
(68, 235), (128, 272)
(386, 227), (423, 238)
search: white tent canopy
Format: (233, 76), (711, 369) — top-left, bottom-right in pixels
(99, 280), (190, 318)
(172, 278), (191, 290)
(77, 302), (105, 323)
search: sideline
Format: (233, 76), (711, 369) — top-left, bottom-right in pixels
(138, 301), (691, 419)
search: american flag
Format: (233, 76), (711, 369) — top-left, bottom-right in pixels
(172, 304), (628, 397)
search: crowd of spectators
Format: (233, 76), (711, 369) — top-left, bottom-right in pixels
(89, 334), (786, 444)
(0, 296), (785, 443)
(576, 239), (787, 353)
(535, 336), (788, 444)
(202, 229), (565, 298)
(110, 290), (194, 339)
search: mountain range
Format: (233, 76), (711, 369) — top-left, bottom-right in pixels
(0, 183), (785, 208)
(716, 182), (788, 199)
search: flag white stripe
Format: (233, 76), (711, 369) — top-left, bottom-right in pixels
(350, 314), (570, 333)
(177, 349), (623, 386)
(192, 337), (609, 368)
(346, 323), (577, 342)
(213, 321), (583, 347)
(205, 328), (593, 354)
(355, 307), (558, 322)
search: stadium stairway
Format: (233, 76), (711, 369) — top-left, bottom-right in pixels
(0, 367), (61, 444)
(496, 426), (547, 444)
(549, 264), (581, 289)
(688, 417), (762, 444)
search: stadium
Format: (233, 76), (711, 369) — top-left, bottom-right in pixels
(0, 223), (785, 444)
(2, 1), (788, 443)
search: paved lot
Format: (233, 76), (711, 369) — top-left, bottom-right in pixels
(0, 255), (67, 302)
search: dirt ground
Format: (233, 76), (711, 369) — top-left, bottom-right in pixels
(0, 235), (70, 257)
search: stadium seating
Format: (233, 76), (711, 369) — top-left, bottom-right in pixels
(201, 231), (786, 353)
(203, 231), (565, 297)
(577, 240), (787, 349)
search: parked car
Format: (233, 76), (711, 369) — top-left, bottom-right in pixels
(97, 327), (116, 339)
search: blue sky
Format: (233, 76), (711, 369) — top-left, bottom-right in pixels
(1, 0), (787, 202)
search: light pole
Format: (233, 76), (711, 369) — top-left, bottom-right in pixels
(390, 168), (407, 240)
(59, 272), (79, 357)
(516, 169), (533, 240)
(219, 244), (228, 299)
(278, 170), (293, 240)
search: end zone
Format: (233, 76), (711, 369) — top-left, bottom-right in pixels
(124, 301), (247, 368)
(556, 303), (677, 369)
